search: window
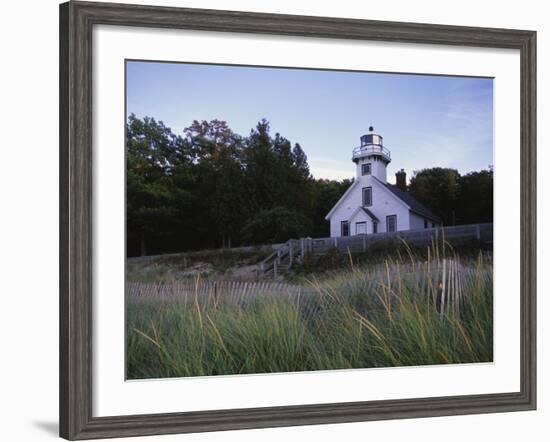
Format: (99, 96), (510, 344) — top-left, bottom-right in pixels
(424, 219), (428, 229)
(356, 222), (366, 235)
(386, 215), (397, 232)
(361, 163), (372, 175)
(373, 221), (378, 234)
(341, 220), (350, 237)
(362, 187), (372, 207)
(361, 134), (373, 145)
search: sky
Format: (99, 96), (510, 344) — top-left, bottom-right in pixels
(126, 60), (493, 184)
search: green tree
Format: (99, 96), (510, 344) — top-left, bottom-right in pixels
(241, 207), (312, 244)
(292, 143), (310, 179)
(241, 121), (317, 227)
(241, 119), (281, 213)
(127, 115), (323, 256)
(456, 169), (493, 224)
(126, 114), (189, 255)
(409, 167), (460, 225)
(184, 119), (246, 248)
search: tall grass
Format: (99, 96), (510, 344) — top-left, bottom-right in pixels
(127, 244), (492, 379)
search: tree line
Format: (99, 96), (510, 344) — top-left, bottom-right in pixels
(127, 114), (492, 256)
(408, 167), (493, 227)
(127, 114), (349, 256)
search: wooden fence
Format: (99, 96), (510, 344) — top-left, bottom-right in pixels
(295, 223), (492, 257)
(260, 223), (492, 277)
(127, 280), (303, 304)
(127, 255), (492, 320)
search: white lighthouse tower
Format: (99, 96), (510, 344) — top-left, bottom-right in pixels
(352, 126), (391, 183)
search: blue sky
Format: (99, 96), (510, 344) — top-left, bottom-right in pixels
(126, 61), (493, 183)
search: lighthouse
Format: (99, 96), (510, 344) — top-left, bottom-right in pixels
(352, 126), (391, 183)
(325, 127), (441, 237)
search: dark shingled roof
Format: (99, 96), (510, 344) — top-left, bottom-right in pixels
(374, 177), (442, 222)
(361, 207), (380, 223)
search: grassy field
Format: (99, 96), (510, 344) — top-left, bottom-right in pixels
(127, 243), (493, 379)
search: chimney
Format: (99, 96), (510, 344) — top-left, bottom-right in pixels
(395, 169), (407, 191)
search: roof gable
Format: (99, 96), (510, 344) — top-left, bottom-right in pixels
(361, 207), (380, 223)
(324, 179), (359, 220)
(348, 206), (379, 224)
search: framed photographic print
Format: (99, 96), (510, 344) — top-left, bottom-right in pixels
(59, 1), (536, 439)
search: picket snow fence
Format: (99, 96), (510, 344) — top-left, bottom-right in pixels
(127, 255), (492, 320)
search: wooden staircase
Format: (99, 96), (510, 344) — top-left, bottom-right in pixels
(260, 239), (302, 278)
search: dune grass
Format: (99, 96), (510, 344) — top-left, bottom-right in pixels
(127, 246), (492, 379)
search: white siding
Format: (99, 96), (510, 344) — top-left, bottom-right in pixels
(410, 212), (441, 230)
(329, 176), (412, 237)
(355, 156), (387, 182)
(409, 212), (427, 230)
(379, 204), (410, 233)
(329, 190), (358, 237)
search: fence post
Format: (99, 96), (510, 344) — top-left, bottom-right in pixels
(273, 259), (278, 278)
(435, 227), (439, 241)
(440, 258), (447, 320)
(289, 241), (293, 266)
(363, 234), (367, 252)
(300, 238), (305, 259)
(476, 224), (481, 240)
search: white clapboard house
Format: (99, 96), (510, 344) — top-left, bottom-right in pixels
(325, 127), (441, 238)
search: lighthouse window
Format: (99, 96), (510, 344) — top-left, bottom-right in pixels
(361, 163), (372, 175)
(386, 215), (397, 232)
(362, 134), (373, 145)
(362, 187), (372, 207)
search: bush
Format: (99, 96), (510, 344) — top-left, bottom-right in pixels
(241, 207), (312, 245)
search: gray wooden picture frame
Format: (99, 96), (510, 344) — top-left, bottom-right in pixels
(59, 1), (537, 439)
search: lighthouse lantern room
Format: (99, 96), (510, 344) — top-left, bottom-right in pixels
(351, 126), (391, 182)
